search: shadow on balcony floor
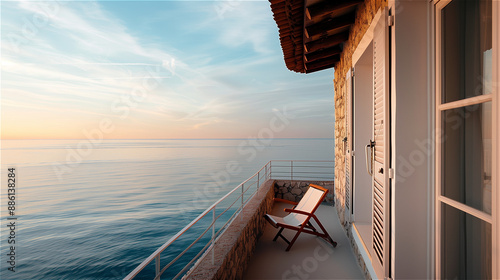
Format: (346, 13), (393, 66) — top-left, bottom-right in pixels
(244, 202), (365, 280)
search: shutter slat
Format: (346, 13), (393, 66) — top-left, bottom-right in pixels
(373, 237), (384, 264)
(374, 203), (384, 222)
(373, 223), (384, 243)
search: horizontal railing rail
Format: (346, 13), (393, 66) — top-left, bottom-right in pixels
(124, 160), (334, 280)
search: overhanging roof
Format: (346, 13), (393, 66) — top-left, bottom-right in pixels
(269, 0), (363, 73)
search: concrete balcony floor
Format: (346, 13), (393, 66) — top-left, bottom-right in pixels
(244, 202), (365, 280)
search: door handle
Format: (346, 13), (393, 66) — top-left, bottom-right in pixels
(365, 140), (375, 176)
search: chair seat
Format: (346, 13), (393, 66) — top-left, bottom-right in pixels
(265, 214), (305, 228)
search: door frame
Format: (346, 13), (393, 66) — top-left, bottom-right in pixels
(494, 1), (500, 277)
(351, 8), (393, 279)
(346, 68), (354, 223)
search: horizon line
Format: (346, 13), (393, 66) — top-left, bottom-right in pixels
(1, 137), (334, 141)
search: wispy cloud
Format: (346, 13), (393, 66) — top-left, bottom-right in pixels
(1, 0), (334, 139)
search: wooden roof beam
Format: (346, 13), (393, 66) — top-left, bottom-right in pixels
(269, 0), (285, 4)
(305, 63), (336, 73)
(305, 13), (355, 38)
(304, 31), (349, 53)
(304, 55), (340, 72)
(273, 13), (288, 21)
(288, 3), (303, 12)
(270, 1), (285, 9)
(306, 0), (363, 20)
(304, 45), (342, 62)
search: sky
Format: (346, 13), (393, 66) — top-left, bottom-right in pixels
(1, 0), (335, 140)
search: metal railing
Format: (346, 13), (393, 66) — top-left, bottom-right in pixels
(268, 160), (335, 181)
(124, 160), (334, 280)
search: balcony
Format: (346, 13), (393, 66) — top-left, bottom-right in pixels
(124, 161), (364, 280)
(244, 201), (364, 279)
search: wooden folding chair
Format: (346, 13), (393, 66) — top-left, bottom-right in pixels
(264, 184), (337, 251)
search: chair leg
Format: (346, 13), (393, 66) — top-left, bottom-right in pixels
(285, 227), (305, 251)
(328, 237), (338, 247)
(274, 227), (292, 245)
(305, 221), (317, 232)
(311, 215), (337, 247)
(271, 215), (337, 251)
(273, 227), (284, 241)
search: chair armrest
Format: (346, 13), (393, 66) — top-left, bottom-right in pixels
(273, 197), (299, 205)
(284, 208), (314, 217)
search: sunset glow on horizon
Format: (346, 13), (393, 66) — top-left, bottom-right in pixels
(1, 0), (335, 140)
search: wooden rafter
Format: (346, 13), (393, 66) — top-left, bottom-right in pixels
(305, 63), (336, 73)
(305, 45), (342, 62)
(305, 54), (340, 71)
(304, 31), (349, 53)
(306, 0), (363, 20)
(305, 13), (355, 38)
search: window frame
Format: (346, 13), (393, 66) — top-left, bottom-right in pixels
(434, 0), (498, 278)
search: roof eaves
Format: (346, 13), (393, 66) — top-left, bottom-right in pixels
(269, 0), (306, 73)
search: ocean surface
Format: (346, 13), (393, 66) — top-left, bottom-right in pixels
(0, 139), (333, 279)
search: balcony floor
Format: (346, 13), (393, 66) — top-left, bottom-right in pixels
(243, 202), (365, 280)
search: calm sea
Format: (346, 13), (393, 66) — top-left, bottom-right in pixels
(1, 139), (333, 279)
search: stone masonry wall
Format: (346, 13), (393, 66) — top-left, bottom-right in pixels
(183, 179), (274, 280)
(333, 0), (387, 229)
(333, 0), (387, 279)
(273, 180), (334, 204)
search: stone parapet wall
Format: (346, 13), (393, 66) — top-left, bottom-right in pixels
(183, 179), (274, 280)
(273, 180), (334, 204)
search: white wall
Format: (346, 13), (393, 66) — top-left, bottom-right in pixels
(392, 0), (433, 278)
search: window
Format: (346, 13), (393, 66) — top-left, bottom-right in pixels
(436, 0), (493, 278)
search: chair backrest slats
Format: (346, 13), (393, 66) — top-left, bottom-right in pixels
(284, 184), (327, 226)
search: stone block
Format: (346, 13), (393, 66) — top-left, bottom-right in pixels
(283, 192), (295, 202)
(291, 187), (302, 196)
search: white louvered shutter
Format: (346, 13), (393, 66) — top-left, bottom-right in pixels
(372, 9), (390, 278)
(345, 69), (353, 222)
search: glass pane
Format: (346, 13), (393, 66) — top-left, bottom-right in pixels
(441, 203), (491, 279)
(441, 102), (492, 214)
(441, 0), (492, 103)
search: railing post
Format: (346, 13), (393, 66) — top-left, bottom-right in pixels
(258, 172), (260, 189)
(155, 254), (160, 279)
(265, 164), (268, 180)
(241, 184), (244, 221)
(291, 161), (293, 181)
(212, 207), (215, 265)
